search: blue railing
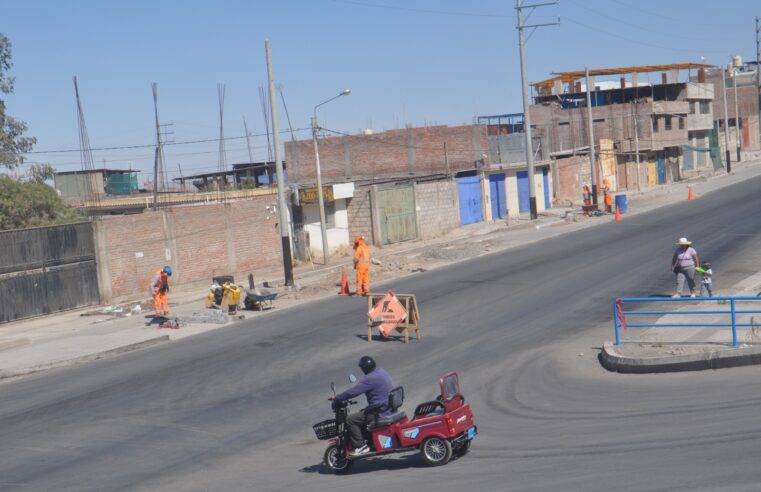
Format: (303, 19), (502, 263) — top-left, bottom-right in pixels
(614, 297), (761, 347)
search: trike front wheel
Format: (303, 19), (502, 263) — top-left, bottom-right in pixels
(324, 444), (352, 474)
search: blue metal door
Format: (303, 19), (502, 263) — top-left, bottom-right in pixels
(657, 157), (666, 184)
(542, 168), (551, 209)
(489, 173), (506, 219)
(517, 171), (530, 213)
(457, 175), (483, 225)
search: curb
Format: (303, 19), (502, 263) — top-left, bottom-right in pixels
(600, 341), (761, 374)
(0, 335), (170, 381)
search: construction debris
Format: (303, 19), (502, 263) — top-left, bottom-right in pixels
(179, 310), (230, 325)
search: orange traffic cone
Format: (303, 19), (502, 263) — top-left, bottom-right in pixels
(688, 186), (694, 201)
(339, 270), (350, 296)
(615, 207), (622, 222)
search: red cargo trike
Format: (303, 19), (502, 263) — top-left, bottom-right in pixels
(313, 372), (477, 474)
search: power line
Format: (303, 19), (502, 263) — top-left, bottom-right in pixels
(562, 16), (729, 55)
(331, 0), (511, 18)
(22, 127), (311, 155)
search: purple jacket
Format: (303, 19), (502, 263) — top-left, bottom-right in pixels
(335, 367), (394, 417)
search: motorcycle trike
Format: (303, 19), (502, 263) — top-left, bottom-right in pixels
(313, 372), (476, 474)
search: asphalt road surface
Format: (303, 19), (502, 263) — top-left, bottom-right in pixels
(2, 176), (761, 492)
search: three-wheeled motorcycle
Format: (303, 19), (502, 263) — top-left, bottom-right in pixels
(313, 372), (477, 473)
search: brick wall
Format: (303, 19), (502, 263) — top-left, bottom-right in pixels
(414, 179), (459, 239)
(95, 194), (282, 301)
(285, 124), (489, 183)
(347, 188), (374, 245)
(555, 155), (591, 205)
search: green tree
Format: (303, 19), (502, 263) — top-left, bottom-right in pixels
(0, 32), (36, 169)
(0, 175), (82, 230)
(26, 163), (55, 184)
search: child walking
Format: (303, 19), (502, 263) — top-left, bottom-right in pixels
(698, 260), (713, 297)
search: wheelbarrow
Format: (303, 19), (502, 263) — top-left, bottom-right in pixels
(244, 287), (278, 311)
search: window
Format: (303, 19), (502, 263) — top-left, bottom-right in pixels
(700, 101), (710, 114)
(325, 201), (336, 229)
(689, 101), (696, 114)
(679, 117), (684, 130)
(652, 115), (659, 132)
(665, 116), (672, 131)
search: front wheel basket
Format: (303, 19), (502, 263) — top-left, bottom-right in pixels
(313, 419), (338, 440)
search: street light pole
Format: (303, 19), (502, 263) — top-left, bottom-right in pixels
(732, 63), (742, 162)
(721, 65), (732, 174)
(311, 90), (351, 265)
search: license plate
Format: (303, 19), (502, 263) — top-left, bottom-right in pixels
(467, 426), (476, 440)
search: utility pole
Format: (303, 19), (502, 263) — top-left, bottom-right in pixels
(732, 63), (742, 162)
(633, 104), (641, 192)
(721, 65), (732, 174)
(756, 17), (761, 116)
(152, 83), (164, 209)
(265, 39), (294, 286)
(516, 0), (558, 220)
(585, 68), (598, 204)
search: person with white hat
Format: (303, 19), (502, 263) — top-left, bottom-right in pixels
(671, 237), (699, 297)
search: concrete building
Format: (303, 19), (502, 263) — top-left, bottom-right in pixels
(698, 58), (761, 160)
(529, 63), (714, 205)
(476, 113), (552, 218)
(54, 168), (140, 204)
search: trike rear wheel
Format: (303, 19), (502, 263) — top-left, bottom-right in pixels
(324, 444), (352, 474)
(421, 436), (452, 466)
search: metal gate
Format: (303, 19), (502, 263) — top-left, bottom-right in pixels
(0, 222), (100, 323)
(457, 175), (483, 225)
(542, 168), (551, 209)
(657, 157), (666, 184)
(517, 171), (530, 213)
(489, 173), (506, 219)
(378, 185), (417, 245)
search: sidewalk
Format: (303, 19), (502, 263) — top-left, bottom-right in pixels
(3, 158), (761, 381)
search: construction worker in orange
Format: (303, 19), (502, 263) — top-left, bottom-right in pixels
(602, 178), (613, 213)
(353, 235), (370, 296)
(150, 266), (172, 316)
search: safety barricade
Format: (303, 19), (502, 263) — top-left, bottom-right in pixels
(367, 291), (421, 343)
(614, 296), (761, 348)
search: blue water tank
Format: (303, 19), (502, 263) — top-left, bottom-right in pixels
(615, 194), (627, 214)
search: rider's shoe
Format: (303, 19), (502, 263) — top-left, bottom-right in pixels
(349, 444), (370, 456)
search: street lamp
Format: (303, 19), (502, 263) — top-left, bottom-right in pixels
(311, 89), (351, 265)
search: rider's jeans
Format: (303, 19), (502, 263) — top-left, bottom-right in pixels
(346, 412), (369, 448)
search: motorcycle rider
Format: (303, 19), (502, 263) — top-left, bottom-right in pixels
(332, 355), (394, 456)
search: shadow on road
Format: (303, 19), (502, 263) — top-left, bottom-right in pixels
(355, 334), (407, 343)
(299, 452), (425, 475)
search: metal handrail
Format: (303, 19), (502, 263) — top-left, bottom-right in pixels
(613, 296), (761, 348)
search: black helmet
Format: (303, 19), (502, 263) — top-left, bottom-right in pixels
(358, 355), (376, 374)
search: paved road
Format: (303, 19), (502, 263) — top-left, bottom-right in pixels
(2, 175), (761, 491)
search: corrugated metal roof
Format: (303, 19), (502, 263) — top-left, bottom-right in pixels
(533, 63), (713, 89)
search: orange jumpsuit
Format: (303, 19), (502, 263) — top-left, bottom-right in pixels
(353, 236), (370, 296)
(150, 270), (170, 316)
(602, 179), (612, 213)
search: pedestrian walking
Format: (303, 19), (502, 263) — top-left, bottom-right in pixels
(353, 235), (370, 296)
(697, 260), (713, 297)
(671, 238), (699, 297)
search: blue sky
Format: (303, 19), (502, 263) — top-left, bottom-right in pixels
(3, 0), (758, 184)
